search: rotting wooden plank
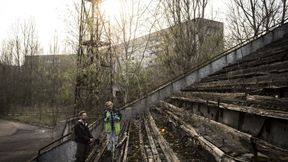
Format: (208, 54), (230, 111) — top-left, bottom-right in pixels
(180, 91), (246, 100)
(222, 49), (288, 72)
(196, 114), (252, 145)
(138, 122), (148, 162)
(161, 102), (253, 155)
(203, 60), (288, 82)
(252, 137), (288, 162)
(147, 112), (180, 162)
(179, 91), (288, 109)
(152, 107), (178, 127)
(186, 72), (288, 89)
(162, 102), (252, 144)
(122, 130), (130, 162)
(145, 145), (154, 162)
(160, 107), (241, 162)
(141, 118), (155, 162)
(85, 141), (101, 161)
(169, 97), (288, 120)
(168, 111), (235, 162)
(144, 118), (161, 162)
(161, 100), (288, 162)
(177, 93), (288, 115)
(119, 122), (130, 162)
(93, 141), (108, 162)
(184, 71), (288, 92)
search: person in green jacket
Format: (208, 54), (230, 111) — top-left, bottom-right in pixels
(103, 101), (122, 152)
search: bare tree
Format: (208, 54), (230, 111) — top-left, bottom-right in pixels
(156, 0), (223, 76)
(49, 33), (60, 129)
(281, 0), (287, 24)
(20, 19), (41, 106)
(110, 0), (161, 104)
(0, 40), (14, 65)
(64, 0), (82, 54)
(0, 19), (41, 108)
(0, 40), (14, 115)
(0, 18), (40, 115)
(227, 0), (288, 45)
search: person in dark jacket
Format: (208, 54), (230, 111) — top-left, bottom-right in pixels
(74, 111), (93, 162)
(103, 101), (122, 152)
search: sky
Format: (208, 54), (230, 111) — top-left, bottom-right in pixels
(0, 0), (72, 54)
(0, 0), (227, 54)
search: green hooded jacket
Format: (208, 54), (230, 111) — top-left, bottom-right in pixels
(103, 110), (121, 135)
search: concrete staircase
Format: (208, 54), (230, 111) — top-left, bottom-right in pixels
(120, 22), (288, 120)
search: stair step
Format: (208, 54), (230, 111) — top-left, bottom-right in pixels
(168, 96), (288, 120)
(202, 60), (288, 82)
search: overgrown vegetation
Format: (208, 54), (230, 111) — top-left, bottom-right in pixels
(0, 20), (76, 127)
(0, 0), (287, 126)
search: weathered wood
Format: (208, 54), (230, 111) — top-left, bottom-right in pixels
(222, 47), (288, 72)
(162, 101), (252, 143)
(252, 137), (288, 162)
(145, 145), (154, 162)
(122, 128), (130, 162)
(138, 122), (148, 162)
(178, 91), (288, 114)
(143, 118), (161, 162)
(186, 72), (288, 90)
(147, 112), (180, 162)
(169, 96), (288, 120)
(118, 122), (130, 162)
(161, 100), (288, 162)
(162, 109), (238, 162)
(180, 91), (288, 109)
(93, 141), (108, 162)
(203, 60), (288, 82)
(117, 135), (128, 149)
(153, 107), (178, 127)
(157, 105), (236, 161)
(180, 91), (246, 100)
(241, 40), (288, 61)
(198, 115), (251, 144)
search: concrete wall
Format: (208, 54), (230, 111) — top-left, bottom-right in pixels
(120, 23), (288, 120)
(260, 119), (288, 148)
(31, 123), (103, 162)
(169, 98), (288, 149)
(206, 106), (218, 121)
(34, 141), (77, 162)
(222, 110), (240, 129)
(241, 114), (265, 136)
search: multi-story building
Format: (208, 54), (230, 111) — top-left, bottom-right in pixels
(113, 18), (224, 68)
(21, 18), (224, 106)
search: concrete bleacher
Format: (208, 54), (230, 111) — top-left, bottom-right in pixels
(162, 32), (288, 161)
(29, 22), (288, 162)
(120, 22), (288, 122)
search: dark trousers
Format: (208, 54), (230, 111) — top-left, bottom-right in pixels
(75, 142), (89, 162)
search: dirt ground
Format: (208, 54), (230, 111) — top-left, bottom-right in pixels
(0, 119), (53, 162)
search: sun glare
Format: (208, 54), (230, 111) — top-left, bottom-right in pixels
(100, 0), (121, 19)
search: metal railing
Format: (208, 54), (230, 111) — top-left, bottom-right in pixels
(37, 133), (72, 157)
(28, 117), (100, 162)
(60, 116), (79, 141)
